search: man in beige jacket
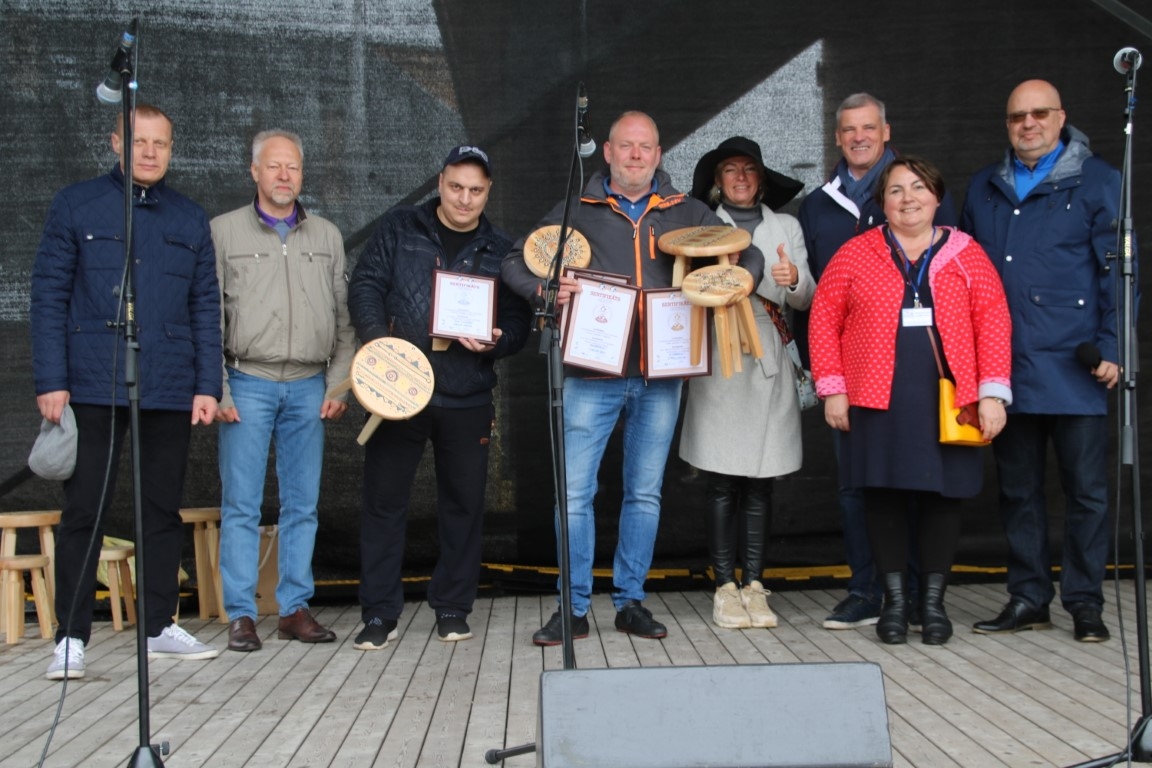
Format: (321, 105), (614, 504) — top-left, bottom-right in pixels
(211, 129), (355, 652)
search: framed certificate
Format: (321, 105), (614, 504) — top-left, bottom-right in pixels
(430, 270), (496, 344)
(561, 275), (639, 376)
(643, 287), (711, 379)
(556, 267), (631, 345)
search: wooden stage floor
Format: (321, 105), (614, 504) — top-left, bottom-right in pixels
(1, 581), (1148, 767)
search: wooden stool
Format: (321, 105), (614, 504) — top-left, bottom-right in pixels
(0, 510), (60, 640)
(99, 545), (137, 631)
(0, 554), (53, 643)
(179, 507), (226, 623)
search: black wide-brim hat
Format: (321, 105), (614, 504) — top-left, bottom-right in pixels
(690, 136), (804, 211)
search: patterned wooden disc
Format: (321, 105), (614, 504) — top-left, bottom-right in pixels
(680, 264), (755, 307)
(349, 337), (435, 420)
(524, 225), (592, 277)
(658, 226), (751, 257)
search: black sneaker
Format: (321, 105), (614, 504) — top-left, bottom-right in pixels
(436, 612), (473, 642)
(532, 610), (590, 646)
(822, 594), (881, 629)
(614, 600), (667, 639)
(353, 617), (398, 650)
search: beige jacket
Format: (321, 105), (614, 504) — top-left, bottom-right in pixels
(210, 202), (355, 409)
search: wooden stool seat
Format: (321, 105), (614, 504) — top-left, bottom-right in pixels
(0, 510), (60, 643)
(99, 545), (137, 631)
(0, 554), (53, 643)
(180, 507), (225, 623)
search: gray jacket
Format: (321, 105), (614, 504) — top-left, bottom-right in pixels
(211, 201), (355, 409)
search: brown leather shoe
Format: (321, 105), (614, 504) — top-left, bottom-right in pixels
(227, 616), (262, 652)
(277, 607), (336, 643)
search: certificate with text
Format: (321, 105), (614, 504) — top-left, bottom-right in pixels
(557, 267), (631, 345)
(430, 270), (496, 344)
(561, 276), (639, 376)
(644, 288), (710, 379)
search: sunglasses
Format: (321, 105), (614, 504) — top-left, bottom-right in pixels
(1006, 107), (1062, 124)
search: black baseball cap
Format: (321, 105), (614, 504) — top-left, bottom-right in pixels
(443, 145), (491, 176)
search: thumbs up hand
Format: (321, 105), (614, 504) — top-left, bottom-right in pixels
(771, 243), (799, 287)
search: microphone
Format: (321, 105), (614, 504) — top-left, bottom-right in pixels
(96, 21), (137, 104)
(577, 83), (596, 159)
(1114, 46), (1142, 75)
(1076, 341), (1102, 370)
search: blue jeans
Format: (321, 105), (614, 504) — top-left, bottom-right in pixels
(993, 413), (1110, 609)
(557, 376), (682, 615)
(218, 369), (326, 620)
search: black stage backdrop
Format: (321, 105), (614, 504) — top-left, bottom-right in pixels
(1, 0), (1150, 587)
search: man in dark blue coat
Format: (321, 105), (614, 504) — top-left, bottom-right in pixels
(961, 79), (1121, 642)
(32, 104), (223, 679)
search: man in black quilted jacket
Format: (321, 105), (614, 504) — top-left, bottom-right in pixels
(347, 146), (531, 649)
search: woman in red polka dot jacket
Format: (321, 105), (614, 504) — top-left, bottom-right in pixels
(810, 155), (1012, 647)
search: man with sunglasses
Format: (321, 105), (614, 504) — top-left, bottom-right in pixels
(961, 79), (1121, 642)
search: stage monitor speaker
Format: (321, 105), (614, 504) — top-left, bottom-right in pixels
(536, 662), (891, 768)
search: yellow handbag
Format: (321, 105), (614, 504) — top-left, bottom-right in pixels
(928, 329), (990, 447)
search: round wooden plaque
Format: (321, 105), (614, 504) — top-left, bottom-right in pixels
(350, 337), (435, 420)
(524, 225), (592, 277)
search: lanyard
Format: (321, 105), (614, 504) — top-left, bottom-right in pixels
(888, 226), (936, 308)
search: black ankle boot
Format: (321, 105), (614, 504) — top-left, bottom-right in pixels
(877, 572), (908, 645)
(920, 572), (953, 645)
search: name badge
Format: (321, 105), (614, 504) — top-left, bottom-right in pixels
(902, 307), (934, 327)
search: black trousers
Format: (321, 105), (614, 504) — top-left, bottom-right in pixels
(359, 403), (493, 622)
(863, 488), (961, 575)
(56, 404), (191, 643)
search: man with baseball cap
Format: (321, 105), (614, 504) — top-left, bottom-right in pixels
(347, 145), (531, 648)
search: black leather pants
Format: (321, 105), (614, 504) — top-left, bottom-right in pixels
(705, 471), (773, 587)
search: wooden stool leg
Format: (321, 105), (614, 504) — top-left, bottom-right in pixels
(30, 568), (52, 639)
(107, 561), (124, 631)
(735, 298), (764, 359)
(192, 522), (211, 620)
(4, 571), (22, 644)
(727, 306), (743, 372)
(690, 305), (706, 366)
(119, 561), (137, 625)
(207, 521), (227, 624)
(714, 308), (733, 378)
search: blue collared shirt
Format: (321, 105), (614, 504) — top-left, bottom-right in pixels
(1013, 140), (1065, 200)
(603, 177), (657, 222)
(256, 201), (300, 243)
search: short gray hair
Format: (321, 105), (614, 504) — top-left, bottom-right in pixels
(251, 129), (304, 165)
(835, 93), (886, 126)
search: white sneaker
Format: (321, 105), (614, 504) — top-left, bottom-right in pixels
(46, 637), (85, 680)
(713, 582), (752, 629)
(741, 581), (779, 628)
(147, 624), (220, 660)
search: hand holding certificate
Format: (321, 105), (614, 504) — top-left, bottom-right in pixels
(430, 270), (497, 348)
(561, 275), (639, 376)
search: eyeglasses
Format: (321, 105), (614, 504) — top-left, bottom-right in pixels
(1006, 107), (1063, 124)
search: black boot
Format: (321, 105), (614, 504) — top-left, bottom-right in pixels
(877, 572), (908, 645)
(920, 572), (953, 645)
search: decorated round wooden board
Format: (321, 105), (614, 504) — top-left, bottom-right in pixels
(657, 226), (751, 257)
(524, 225), (592, 277)
(350, 337), (435, 420)
(680, 264), (754, 307)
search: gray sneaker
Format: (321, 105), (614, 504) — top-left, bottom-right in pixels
(147, 624), (220, 660)
(46, 637), (85, 680)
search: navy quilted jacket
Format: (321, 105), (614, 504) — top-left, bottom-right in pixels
(347, 197), (531, 407)
(31, 166), (223, 410)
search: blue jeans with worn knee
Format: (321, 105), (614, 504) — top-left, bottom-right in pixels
(993, 413), (1110, 610)
(556, 376), (682, 616)
(219, 369), (326, 620)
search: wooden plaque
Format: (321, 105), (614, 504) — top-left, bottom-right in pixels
(524, 225), (592, 278)
(350, 337), (435, 421)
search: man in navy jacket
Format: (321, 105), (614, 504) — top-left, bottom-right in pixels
(962, 79), (1121, 643)
(32, 104), (223, 679)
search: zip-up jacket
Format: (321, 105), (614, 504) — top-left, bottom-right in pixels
(211, 200), (356, 410)
(960, 125), (1123, 416)
(501, 169), (765, 378)
(347, 197), (531, 408)
(31, 165), (222, 409)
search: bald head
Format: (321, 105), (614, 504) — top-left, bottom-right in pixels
(1005, 79), (1066, 167)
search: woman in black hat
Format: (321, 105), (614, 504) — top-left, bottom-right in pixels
(679, 136), (814, 630)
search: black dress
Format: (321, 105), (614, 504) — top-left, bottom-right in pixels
(838, 229), (983, 498)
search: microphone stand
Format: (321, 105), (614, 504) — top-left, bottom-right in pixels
(485, 83), (588, 765)
(111, 21), (167, 768)
(1069, 56), (1151, 768)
